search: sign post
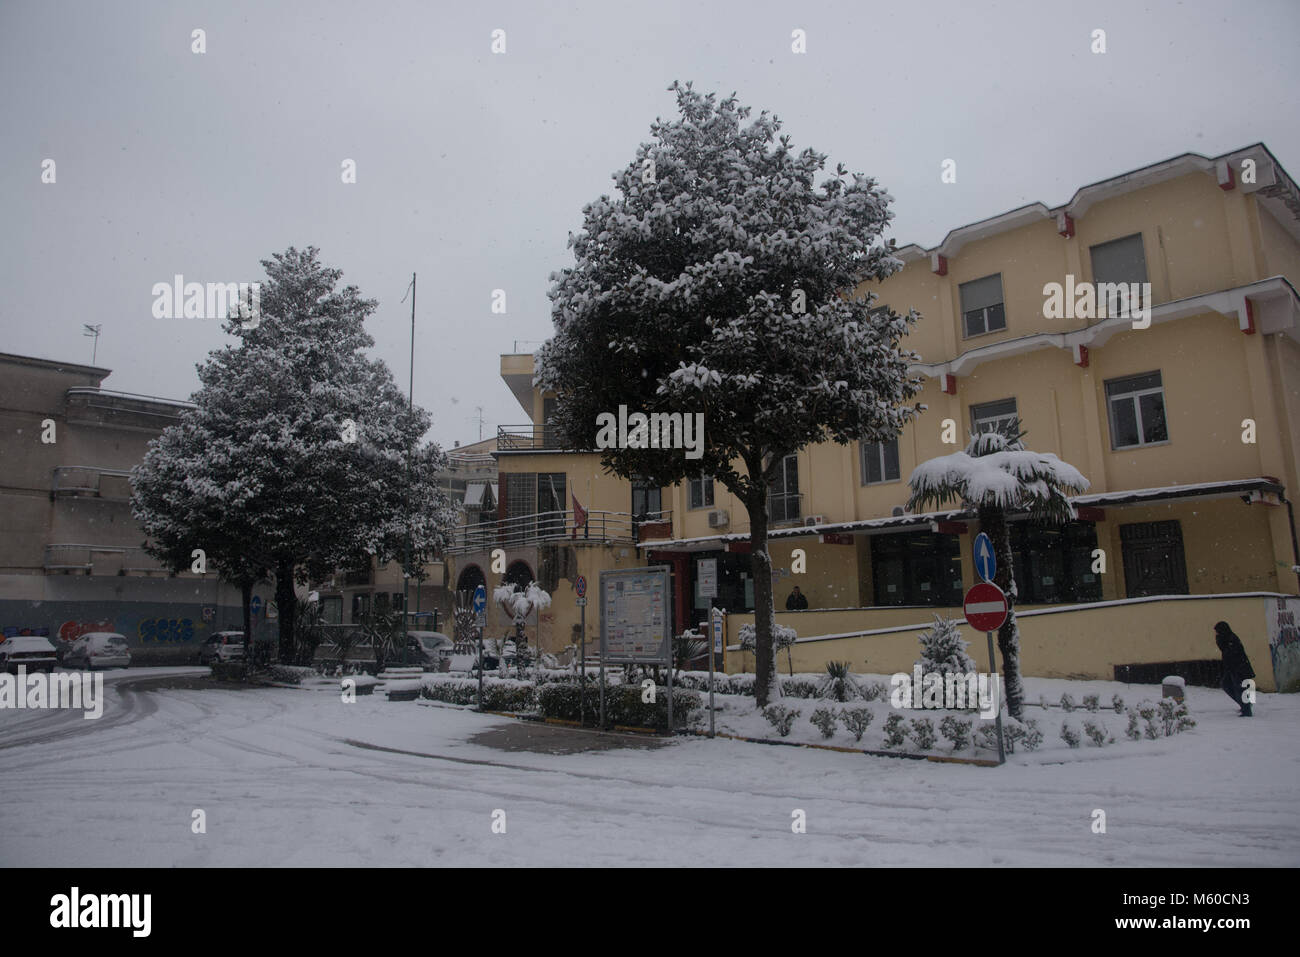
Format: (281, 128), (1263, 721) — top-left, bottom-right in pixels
(599, 566), (672, 733)
(699, 559), (718, 738)
(964, 581), (1008, 765)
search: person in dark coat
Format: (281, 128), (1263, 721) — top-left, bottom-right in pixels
(785, 586), (809, 611)
(1214, 621), (1255, 716)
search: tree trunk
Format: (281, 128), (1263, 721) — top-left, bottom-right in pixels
(978, 505), (1025, 719)
(748, 488), (779, 707)
(240, 579), (253, 678)
(275, 560), (296, 665)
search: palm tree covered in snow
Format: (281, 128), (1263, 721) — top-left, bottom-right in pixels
(906, 419), (1089, 718)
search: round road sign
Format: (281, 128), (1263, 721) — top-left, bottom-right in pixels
(574, 575), (587, 598)
(963, 582), (1008, 632)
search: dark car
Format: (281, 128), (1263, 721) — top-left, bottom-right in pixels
(404, 631), (454, 671)
(0, 635), (58, 673)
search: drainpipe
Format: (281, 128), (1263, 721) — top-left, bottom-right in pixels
(1282, 495), (1300, 595)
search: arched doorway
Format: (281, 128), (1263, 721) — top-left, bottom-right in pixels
(504, 560), (533, 590)
(455, 564), (487, 607)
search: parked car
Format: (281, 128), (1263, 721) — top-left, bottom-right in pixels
(0, 635), (58, 673)
(62, 632), (132, 670)
(404, 631), (454, 671)
(198, 631), (245, 665)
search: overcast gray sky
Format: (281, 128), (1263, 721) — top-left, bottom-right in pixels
(3, 0), (1297, 450)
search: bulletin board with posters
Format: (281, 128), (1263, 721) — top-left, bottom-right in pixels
(599, 566), (671, 665)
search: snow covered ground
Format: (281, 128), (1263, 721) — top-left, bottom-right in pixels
(0, 667), (1296, 866)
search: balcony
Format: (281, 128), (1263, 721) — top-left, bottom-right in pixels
(448, 509), (672, 553)
(51, 466), (134, 501)
(497, 424), (566, 451)
(43, 544), (176, 576)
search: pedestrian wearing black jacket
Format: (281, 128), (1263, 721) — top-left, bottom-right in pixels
(1214, 620), (1255, 717)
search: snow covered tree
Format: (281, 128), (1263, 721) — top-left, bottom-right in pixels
(132, 247), (458, 663)
(536, 83), (924, 706)
(906, 419), (1089, 718)
(494, 582), (551, 676)
(915, 614), (975, 677)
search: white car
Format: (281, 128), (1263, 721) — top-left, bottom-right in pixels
(0, 635), (58, 673)
(62, 632), (132, 670)
(198, 631), (245, 665)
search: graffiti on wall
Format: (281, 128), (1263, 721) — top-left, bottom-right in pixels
(1267, 596), (1300, 693)
(138, 617), (196, 645)
(58, 620), (114, 643)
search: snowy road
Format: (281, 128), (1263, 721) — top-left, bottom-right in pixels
(1, 669), (1297, 866)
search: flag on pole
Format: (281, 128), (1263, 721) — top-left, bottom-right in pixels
(572, 493), (588, 538)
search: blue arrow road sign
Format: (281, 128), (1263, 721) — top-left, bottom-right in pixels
(974, 532), (997, 583)
(250, 595), (262, 618)
(472, 585), (486, 613)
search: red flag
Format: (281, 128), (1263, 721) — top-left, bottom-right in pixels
(572, 493), (588, 538)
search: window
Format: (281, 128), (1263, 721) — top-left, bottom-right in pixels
(768, 454), (801, 524)
(871, 532), (963, 607)
(960, 274), (1006, 337)
(861, 438), (900, 485)
(502, 472), (537, 546)
(1090, 234), (1148, 315)
(1009, 522), (1102, 605)
(970, 398), (1018, 435)
(1106, 372), (1167, 449)
(1120, 520), (1188, 597)
(631, 476), (662, 521)
(688, 475), (715, 510)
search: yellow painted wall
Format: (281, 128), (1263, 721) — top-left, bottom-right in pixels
(723, 595), (1280, 692)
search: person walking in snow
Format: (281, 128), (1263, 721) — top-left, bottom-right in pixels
(1214, 620), (1255, 716)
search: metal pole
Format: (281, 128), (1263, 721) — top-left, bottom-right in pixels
(667, 652), (674, 736)
(598, 632), (606, 732)
(987, 630), (1006, 764)
(579, 597), (586, 726)
(707, 599), (716, 738)
(476, 625), (484, 712)
(400, 272), (416, 667)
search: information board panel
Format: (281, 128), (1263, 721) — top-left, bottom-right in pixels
(600, 565), (672, 664)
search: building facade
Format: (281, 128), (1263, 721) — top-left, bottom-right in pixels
(0, 352), (276, 661)
(448, 144), (1300, 691)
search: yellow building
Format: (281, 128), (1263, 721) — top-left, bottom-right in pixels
(448, 144), (1300, 691)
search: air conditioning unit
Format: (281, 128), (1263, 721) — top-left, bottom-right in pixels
(804, 515), (826, 527)
(708, 509), (729, 528)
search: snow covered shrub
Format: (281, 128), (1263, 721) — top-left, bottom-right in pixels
(907, 718), (936, 751)
(1082, 719), (1112, 747)
(1137, 701), (1160, 740)
(1021, 718), (1043, 751)
(1001, 721), (1025, 754)
(1059, 722), (1081, 748)
(763, 704), (800, 737)
(1125, 709), (1142, 741)
(1039, 694), (1052, 711)
(422, 676), (536, 711)
(1158, 699), (1196, 735)
(725, 673), (756, 697)
(267, 664), (315, 685)
(1111, 694), (1125, 714)
(975, 724), (1000, 753)
(809, 707), (839, 739)
(858, 680), (887, 702)
(780, 675), (821, 699)
(537, 681), (698, 731)
(882, 713), (907, 749)
(1059, 693), (1077, 712)
(739, 623), (798, 676)
(817, 661), (860, 702)
(1082, 694), (1100, 713)
(914, 615), (975, 678)
(839, 706), (873, 742)
(939, 715), (972, 751)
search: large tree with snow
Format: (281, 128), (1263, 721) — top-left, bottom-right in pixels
(132, 247), (458, 662)
(906, 420), (1090, 718)
(536, 82), (924, 706)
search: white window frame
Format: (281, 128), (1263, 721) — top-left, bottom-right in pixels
(861, 438), (900, 486)
(1106, 373), (1168, 450)
(688, 475), (715, 510)
(970, 398), (1018, 436)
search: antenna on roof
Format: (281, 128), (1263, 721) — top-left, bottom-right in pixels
(82, 324), (103, 365)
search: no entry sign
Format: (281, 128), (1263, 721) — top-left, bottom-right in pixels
(963, 582), (1008, 632)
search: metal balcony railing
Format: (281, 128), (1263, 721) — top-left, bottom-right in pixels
(497, 424), (567, 451)
(43, 544), (175, 575)
(448, 509), (672, 553)
(51, 466), (134, 500)
(767, 492), (804, 526)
